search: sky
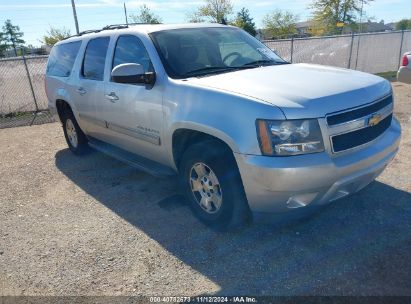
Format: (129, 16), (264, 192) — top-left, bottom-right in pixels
(0, 0), (409, 46)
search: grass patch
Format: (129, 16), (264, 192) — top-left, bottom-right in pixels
(376, 71), (397, 81)
(0, 111), (54, 129)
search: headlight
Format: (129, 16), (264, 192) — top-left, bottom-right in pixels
(256, 119), (324, 156)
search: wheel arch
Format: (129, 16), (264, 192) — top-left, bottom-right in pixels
(171, 124), (239, 170)
(55, 99), (73, 122)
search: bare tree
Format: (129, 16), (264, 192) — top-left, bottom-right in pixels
(187, 11), (206, 23)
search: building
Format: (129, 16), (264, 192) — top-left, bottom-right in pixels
(295, 21), (314, 37)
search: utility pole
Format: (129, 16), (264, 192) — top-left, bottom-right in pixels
(354, 0), (365, 70)
(124, 2), (129, 25)
(71, 0), (80, 35)
(358, 0), (364, 33)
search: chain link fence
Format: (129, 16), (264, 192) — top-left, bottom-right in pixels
(0, 30), (410, 129)
(0, 54), (53, 129)
(264, 30), (410, 73)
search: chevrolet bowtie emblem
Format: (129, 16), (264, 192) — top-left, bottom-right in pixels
(368, 114), (382, 126)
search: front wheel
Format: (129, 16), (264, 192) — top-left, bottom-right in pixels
(179, 140), (250, 230)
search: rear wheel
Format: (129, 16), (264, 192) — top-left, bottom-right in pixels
(179, 140), (250, 230)
(62, 110), (89, 155)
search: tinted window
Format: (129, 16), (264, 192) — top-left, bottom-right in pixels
(46, 41), (81, 77)
(82, 37), (110, 81)
(112, 35), (153, 73)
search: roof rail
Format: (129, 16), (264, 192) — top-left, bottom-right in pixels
(102, 22), (153, 29)
(62, 29), (101, 41)
(61, 23), (153, 41)
(101, 24), (129, 30)
(78, 29), (102, 36)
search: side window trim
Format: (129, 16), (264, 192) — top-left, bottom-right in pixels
(110, 34), (155, 83)
(81, 36), (111, 81)
(46, 41), (82, 78)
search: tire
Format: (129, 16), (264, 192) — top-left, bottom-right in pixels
(179, 140), (250, 230)
(62, 109), (89, 155)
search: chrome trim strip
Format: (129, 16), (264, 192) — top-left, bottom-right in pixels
(107, 122), (161, 146)
(325, 93), (394, 154)
(79, 113), (161, 145)
(328, 103), (393, 136)
(325, 93), (392, 125)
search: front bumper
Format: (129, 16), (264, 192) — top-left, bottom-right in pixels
(234, 117), (401, 214)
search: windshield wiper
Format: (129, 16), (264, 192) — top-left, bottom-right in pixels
(182, 61), (288, 78)
(242, 60), (289, 67)
(182, 66), (251, 78)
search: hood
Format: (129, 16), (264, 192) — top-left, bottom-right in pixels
(187, 63), (391, 119)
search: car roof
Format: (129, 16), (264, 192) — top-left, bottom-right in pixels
(56, 23), (232, 45)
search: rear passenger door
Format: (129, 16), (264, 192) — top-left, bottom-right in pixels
(73, 36), (110, 138)
(101, 35), (164, 162)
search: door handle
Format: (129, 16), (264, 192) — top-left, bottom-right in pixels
(105, 92), (119, 103)
(76, 87), (87, 95)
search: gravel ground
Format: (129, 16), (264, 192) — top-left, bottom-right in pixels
(1, 82), (410, 296)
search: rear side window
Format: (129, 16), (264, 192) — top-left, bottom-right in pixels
(46, 41), (81, 77)
(112, 35), (153, 73)
(82, 37), (110, 81)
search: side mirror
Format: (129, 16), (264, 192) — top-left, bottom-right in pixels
(111, 63), (156, 86)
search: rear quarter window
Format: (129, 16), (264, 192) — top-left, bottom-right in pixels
(46, 41), (81, 77)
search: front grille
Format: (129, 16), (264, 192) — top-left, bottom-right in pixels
(331, 114), (392, 152)
(327, 95), (393, 126)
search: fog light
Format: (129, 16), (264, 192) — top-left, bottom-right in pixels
(275, 141), (322, 155)
(286, 193), (318, 209)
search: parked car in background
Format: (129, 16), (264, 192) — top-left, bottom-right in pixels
(46, 23), (401, 229)
(397, 52), (411, 84)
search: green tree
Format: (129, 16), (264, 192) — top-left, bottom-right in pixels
(129, 5), (162, 24)
(41, 26), (71, 46)
(262, 10), (299, 39)
(2, 19), (25, 56)
(233, 8), (257, 36)
(396, 19), (411, 30)
(0, 31), (7, 57)
(310, 0), (373, 35)
(188, 0), (233, 23)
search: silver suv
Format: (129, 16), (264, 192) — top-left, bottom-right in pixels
(46, 23), (401, 229)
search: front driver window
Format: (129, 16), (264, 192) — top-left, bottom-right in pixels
(112, 35), (153, 74)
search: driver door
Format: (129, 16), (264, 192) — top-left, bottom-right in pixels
(100, 34), (164, 162)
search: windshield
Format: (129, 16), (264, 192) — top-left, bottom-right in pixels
(150, 27), (287, 79)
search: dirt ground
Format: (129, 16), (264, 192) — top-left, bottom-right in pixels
(0, 82), (410, 296)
